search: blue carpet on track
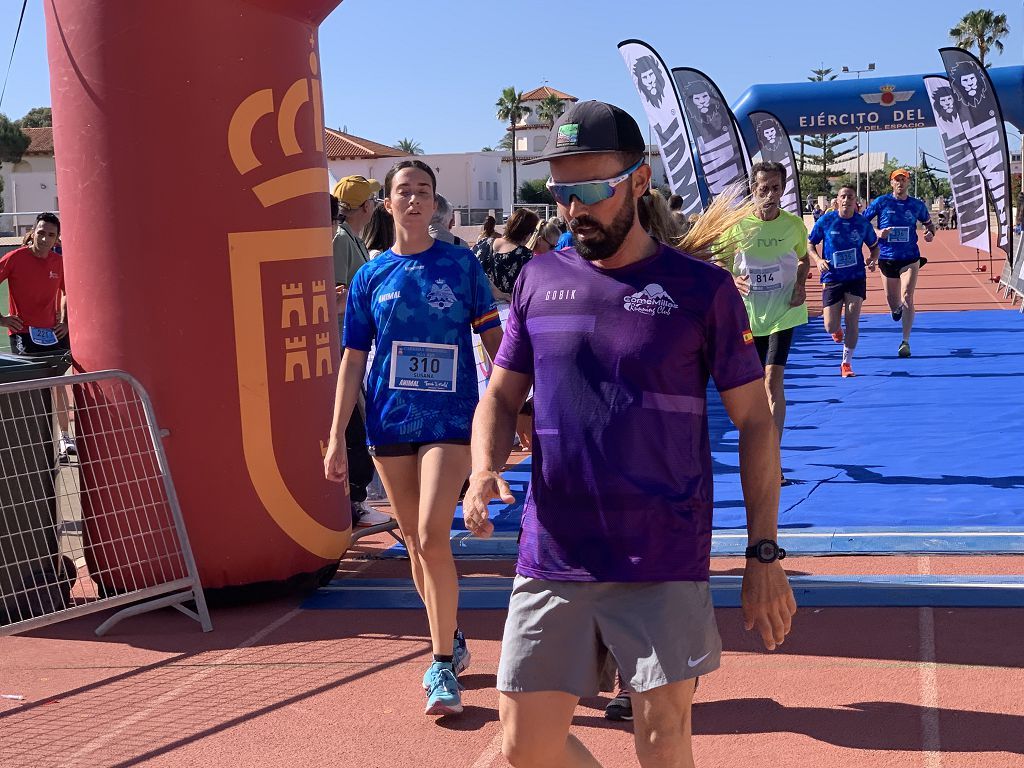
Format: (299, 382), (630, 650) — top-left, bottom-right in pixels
(303, 576), (1024, 610)
(380, 309), (1024, 559)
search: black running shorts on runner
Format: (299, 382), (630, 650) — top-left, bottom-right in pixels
(878, 257), (919, 279)
(753, 327), (794, 368)
(497, 576), (721, 698)
(367, 439), (470, 457)
(822, 278), (867, 307)
(10, 332), (71, 357)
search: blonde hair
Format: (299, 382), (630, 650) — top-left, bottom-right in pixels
(638, 190), (683, 246)
(527, 221), (561, 250)
(673, 183), (756, 264)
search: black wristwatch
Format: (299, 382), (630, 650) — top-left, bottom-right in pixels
(745, 539), (786, 563)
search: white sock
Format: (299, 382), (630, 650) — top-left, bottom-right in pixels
(842, 347), (852, 364)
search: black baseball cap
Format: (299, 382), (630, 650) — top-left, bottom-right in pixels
(523, 100), (645, 165)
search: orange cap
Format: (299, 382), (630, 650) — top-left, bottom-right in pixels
(890, 168), (910, 181)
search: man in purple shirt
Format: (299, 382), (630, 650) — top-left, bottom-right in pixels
(464, 101), (796, 768)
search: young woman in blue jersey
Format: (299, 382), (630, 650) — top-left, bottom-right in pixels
(808, 185), (880, 378)
(324, 160), (504, 717)
(863, 169), (936, 358)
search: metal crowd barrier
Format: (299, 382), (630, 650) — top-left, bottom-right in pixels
(0, 369), (211, 637)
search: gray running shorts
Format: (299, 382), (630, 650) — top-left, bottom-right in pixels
(497, 575), (721, 698)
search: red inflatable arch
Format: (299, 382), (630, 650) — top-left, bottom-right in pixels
(43, 0), (350, 592)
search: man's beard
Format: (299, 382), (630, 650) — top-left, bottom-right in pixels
(572, 194), (635, 262)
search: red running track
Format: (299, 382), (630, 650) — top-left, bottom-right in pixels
(2, 549), (1023, 767)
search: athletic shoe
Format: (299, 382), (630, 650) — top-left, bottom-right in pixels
(453, 629), (471, 677)
(422, 633), (472, 690)
(424, 662), (463, 716)
(919, 257), (928, 268)
(891, 305), (903, 322)
(830, 329), (844, 343)
(352, 501), (392, 527)
(840, 362), (856, 378)
(604, 691), (633, 721)
(898, 340), (911, 358)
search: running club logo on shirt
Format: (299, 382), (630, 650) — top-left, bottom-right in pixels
(623, 283), (678, 316)
(426, 279), (457, 310)
(48, 271), (59, 280)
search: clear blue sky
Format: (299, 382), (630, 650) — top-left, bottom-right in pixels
(1, 0), (1021, 167)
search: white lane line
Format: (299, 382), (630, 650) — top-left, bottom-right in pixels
(917, 557), (942, 767)
(469, 728), (504, 768)
(65, 604), (306, 762)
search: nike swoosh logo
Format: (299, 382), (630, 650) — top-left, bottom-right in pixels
(687, 652), (711, 668)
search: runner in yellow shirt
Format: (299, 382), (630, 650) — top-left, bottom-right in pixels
(721, 162), (809, 482)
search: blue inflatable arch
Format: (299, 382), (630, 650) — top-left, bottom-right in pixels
(732, 65), (1024, 153)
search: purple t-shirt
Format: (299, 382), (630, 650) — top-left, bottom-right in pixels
(494, 244), (763, 583)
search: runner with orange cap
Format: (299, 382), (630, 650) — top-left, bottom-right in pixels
(863, 169), (935, 358)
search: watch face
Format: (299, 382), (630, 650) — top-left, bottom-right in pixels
(758, 541), (777, 561)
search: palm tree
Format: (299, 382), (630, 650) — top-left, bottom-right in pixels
(394, 137), (423, 155)
(950, 9), (1010, 67)
(537, 94), (565, 126)
(496, 86), (531, 206)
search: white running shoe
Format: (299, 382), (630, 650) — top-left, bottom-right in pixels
(352, 501), (392, 527)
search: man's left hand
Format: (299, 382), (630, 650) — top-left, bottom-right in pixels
(923, 229), (935, 243)
(741, 559), (797, 651)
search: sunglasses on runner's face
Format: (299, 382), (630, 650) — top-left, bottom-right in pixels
(546, 159), (644, 206)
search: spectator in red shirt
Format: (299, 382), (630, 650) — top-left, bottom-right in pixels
(0, 212), (75, 459)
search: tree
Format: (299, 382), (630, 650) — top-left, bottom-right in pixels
(0, 114), (30, 167)
(18, 107), (52, 128)
(518, 179), (555, 205)
(496, 86), (531, 206)
(497, 133), (514, 151)
(537, 94), (565, 126)
(949, 9), (1009, 67)
(803, 133), (856, 191)
(802, 67), (856, 189)
(481, 146), (494, 152)
(799, 67), (839, 172)
(394, 137), (423, 155)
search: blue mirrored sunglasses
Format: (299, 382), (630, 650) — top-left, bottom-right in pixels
(546, 159), (644, 206)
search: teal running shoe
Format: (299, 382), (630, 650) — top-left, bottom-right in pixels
(453, 629), (471, 676)
(422, 631), (471, 690)
(424, 662), (463, 716)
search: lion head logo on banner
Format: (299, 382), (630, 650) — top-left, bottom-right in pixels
(631, 56), (666, 109)
(949, 60), (988, 109)
(930, 84), (959, 123)
(756, 119), (783, 158)
(682, 82), (726, 133)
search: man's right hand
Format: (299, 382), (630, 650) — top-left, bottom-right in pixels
(878, 227), (893, 240)
(815, 258), (831, 274)
(0, 315), (24, 332)
(733, 274), (751, 296)
(462, 470), (514, 539)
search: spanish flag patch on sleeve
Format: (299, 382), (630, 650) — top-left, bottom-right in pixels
(472, 309), (500, 329)
(742, 330), (754, 344)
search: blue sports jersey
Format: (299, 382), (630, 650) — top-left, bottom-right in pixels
(556, 231), (574, 249)
(808, 211), (878, 284)
(863, 193), (931, 261)
(343, 239), (501, 446)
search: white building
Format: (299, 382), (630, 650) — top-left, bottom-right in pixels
(325, 128), (504, 220)
(827, 151), (889, 176)
(0, 128), (58, 234)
